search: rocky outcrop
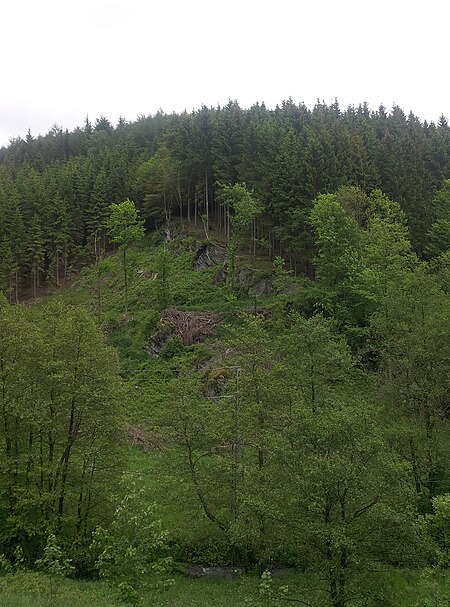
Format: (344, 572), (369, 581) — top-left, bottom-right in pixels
(237, 267), (256, 287)
(237, 267), (273, 296)
(194, 243), (227, 270)
(144, 322), (174, 357)
(213, 267), (227, 283)
(251, 276), (272, 296)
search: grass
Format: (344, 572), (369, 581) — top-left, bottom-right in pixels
(0, 571), (261, 607)
(1, 569), (450, 607)
(0, 572), (120, 607)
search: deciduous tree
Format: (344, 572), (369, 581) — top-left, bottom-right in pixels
(107, 199), (144, 315)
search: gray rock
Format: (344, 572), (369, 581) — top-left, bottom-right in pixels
(237, 267), (257, 287)
(194, 244), (227, 270)
(187, 564), (244, 579)
(237, 268), (273, 296)
(144, 323), (173, 357)
(213, 267), (228, 284)
(250, 277), (273, 296)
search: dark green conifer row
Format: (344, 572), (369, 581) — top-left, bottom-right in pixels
(0, 100), (449, 297)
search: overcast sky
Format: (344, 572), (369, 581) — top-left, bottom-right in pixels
(0, 0), (448, 147)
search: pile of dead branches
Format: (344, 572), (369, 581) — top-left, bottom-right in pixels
(161, 308), (221, 345)
(126, 426), (165, 452)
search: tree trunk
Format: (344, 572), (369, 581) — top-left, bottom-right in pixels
(123, 247), (128, 316)
(204, 169), (210, 239)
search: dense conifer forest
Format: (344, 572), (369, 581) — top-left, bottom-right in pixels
(1, 99), (450, 296)
(0, 100), (450, 606)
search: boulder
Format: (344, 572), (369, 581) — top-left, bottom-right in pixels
(144, 322), (173, 357)
(237, 267), (257, 287)
(250, 277), (273, 296)
(187, 564), (244, 579)
(237, 268), (273, 296)
(213, 267), (228, 284)
(194, 243), (227, 270)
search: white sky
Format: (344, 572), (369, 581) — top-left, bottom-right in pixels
(0, 0), (448, 147)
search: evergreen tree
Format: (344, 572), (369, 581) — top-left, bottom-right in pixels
(26, 214), (45, 297)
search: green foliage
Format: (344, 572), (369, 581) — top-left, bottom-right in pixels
(94, 484), (173, 606)
(2, 112), (450, 607)
(424, 181), (450, 258)
(280, 402), (424, 605)
(107, 199), (145, 314)
(140, 309), (161, 341)
(135, 144), (182, 224)
(159, 336), (185, 359)
(35, 534), (75, 602)
(217, 182), (262, 287)
(371, 267), (450, 511)
(0, 300), (124, 562)
(0, 553), (13, 575)
(35, 534), (74, 578)
(107, 199), (145, 250)
(431, 249), (450, 293)
(35, 533), (75, 602)
(0, 238), (16, 299)
(0, 566), (449, 606)
(217, 183), (262, 237)
(309, 192), (361, 288)
(257, 570), (288, 607)
(1, 100), (450, 299)
(411, 568), (450, 607)
(425, 495), (450, 566)
(0, 571), (121, 606)
(155, 247), (172, 310)
(280, 313), (354, 412)
(244, 570), (289, 607)
(427, 219), (450, 258)
(308, 187), (420, 354)
(271, 256), (291, 294)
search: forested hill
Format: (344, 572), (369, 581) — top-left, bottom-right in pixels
(1, 99), (450, 299)
(1, 100), (450, 605)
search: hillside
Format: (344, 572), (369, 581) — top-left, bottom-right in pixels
(1, 100), (450, 303)
(1, 188), (449, 604)
(0, 102), (450, 605)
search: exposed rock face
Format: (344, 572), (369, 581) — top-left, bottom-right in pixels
(250, 277), (273, 296)
(204, 367), (233, 399)
(237, 267), (273, 296)
(213, 267), (227, 283)
(237, 267), (256, 287)
(194, 243), (227, 270)
(144, 322), (174, 357)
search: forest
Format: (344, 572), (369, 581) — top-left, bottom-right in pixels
(0, 99), (450, 606)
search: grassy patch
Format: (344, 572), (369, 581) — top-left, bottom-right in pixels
(1, 569), (449, 607)
(0, 572), (120, 607)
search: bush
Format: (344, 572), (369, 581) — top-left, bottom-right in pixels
(93, 484), (173, 606)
